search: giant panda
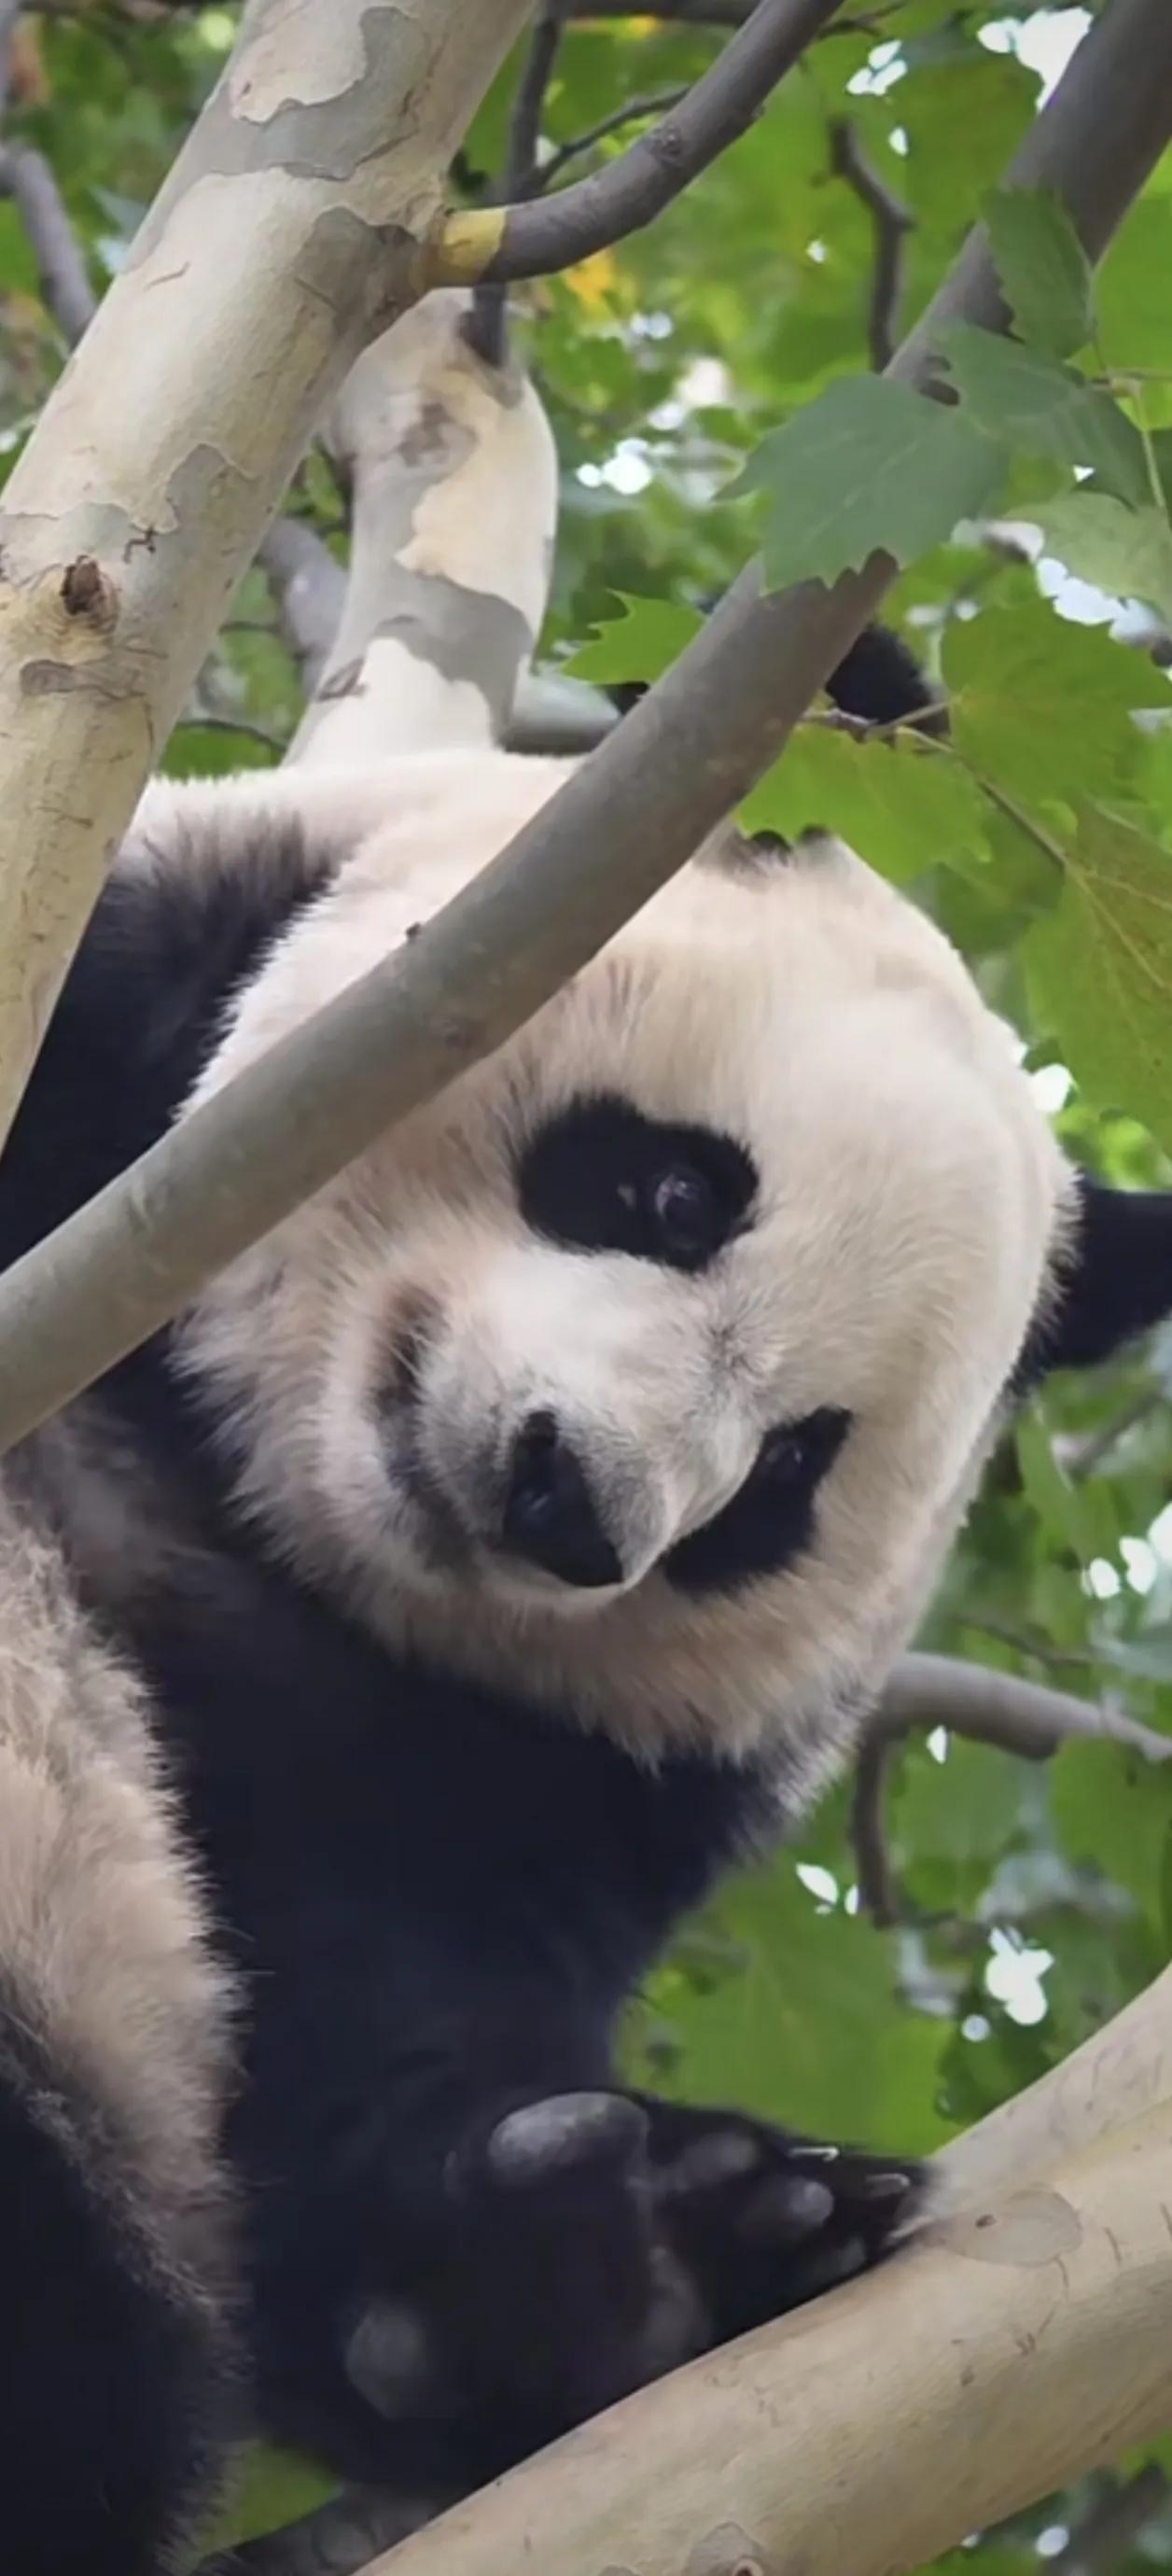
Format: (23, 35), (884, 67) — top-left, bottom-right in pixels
(2, 638), (1171, 2576)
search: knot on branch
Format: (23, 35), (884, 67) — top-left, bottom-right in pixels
(61, 555), (117, 629)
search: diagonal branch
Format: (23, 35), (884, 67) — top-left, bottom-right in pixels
(0, 0), (1167, 1453)
(435, 0), (844, 287)
(358, 2093), (1172, 2576)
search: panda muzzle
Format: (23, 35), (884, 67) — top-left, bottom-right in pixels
(501, 1410), (624, 1589)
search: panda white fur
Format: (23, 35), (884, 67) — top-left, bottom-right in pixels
(3, 660), (1172, 2575)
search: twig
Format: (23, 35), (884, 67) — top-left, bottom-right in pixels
(850, 1732), (900, 1925)
(1055, 1389), (1164, 1481)
(467, 0), (565, 365)
(0, 141), (96, 345)
(438, 0), (844, 287)
(1051, 2465), (1169, 2574)
(506, 0), (566, 196)
(876, 1653), (1172, 1766)
(957, 1615), (1095, 1673)
(0, 0), (1167, 1449)
(852, 1651), (1172, 1924)
(540, 89), (690, 188)
(829, 116), (913, 371)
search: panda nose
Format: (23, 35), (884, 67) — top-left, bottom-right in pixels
(502, 1411), (623, 1589)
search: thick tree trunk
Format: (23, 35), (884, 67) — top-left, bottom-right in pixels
(0, 0), (529, 1147)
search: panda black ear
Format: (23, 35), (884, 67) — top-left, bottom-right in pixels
(1022, 1173), (1172, 1385)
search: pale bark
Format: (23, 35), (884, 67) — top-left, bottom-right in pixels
(0, 0), (530, 1148)
(362, 2096), (1172, 2576)
(289, 289), (559, 766)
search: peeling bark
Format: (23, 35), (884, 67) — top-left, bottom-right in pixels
(290, 290), (559, 765)
(0, 0), (530, 1145)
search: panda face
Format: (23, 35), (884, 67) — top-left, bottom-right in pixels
(179, 753), (1071, 1760)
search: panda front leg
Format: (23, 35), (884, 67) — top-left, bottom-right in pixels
(338, 2085), (926, 2481)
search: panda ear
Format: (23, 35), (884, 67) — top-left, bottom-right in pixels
(1024, 1173), (1172, 1384)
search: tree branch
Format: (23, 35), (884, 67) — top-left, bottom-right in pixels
(0, 0), (1166, 1452)
(287, 290), (559, 766)
(466, 0), (567, 367)
(0, 0), (532, 1153)
(829, 116), (913, 371)
(0, 140), (96, 344)
(876, 1654), (1172, 1768)
(342, 1958), (1172, 2570)
(853, 1651), (1172, 1925)
(434, 0), (844, 287)
(539, 88), (690, 189)
(850, 1730), (900, 1925)
(505, 0), (567, 198)
(358, 2093), (1172, 2576)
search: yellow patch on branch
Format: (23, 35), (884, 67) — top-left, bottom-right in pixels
(429, 205), (509, 286)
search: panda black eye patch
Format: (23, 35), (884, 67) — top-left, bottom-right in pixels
(517, 1093), (757, 1273)
(664, 1407), (852, 1596)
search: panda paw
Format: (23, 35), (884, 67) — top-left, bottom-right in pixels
(634, 2093), (928, 2338)
(342, 2089), (926, 2475)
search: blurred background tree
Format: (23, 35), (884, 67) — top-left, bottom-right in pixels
(6, 5), (1172, 2568)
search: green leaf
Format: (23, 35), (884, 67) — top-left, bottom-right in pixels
(562, 592), (702, 684)
(982, 188), (1093, 361)
(897, 50), (1039, 237)
(1025, 805), (1172, 1152)
(1016, 1414), (1102, 1564)
(1095, 196), (1172, 377)
(203, 2444), (339, 2553)
(1033, 492), (1172, 626)
(894, 1737), (1026, 1867)
(1051, 1740), (1172, 1928)
(945, 597), (1168, 812)
(728, 376), (1005, 590)
(739, 722), (987, 886)
(622, 1858), (952, 2154)
(941, 325), (1151, 507)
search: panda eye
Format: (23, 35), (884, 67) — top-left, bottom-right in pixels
(517, 1094), (758, 1273)
(756, 1425), (808, 1482)
(754, 1409), (849, 1488)
(647, 1164), (720, 1265)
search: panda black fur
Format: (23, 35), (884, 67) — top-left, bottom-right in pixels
(4, 637), (1172, 2572)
